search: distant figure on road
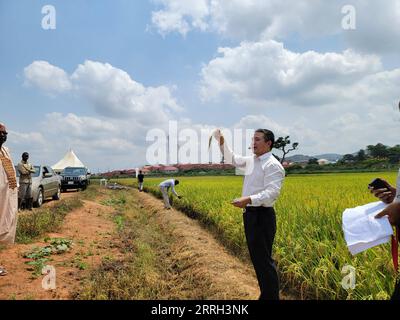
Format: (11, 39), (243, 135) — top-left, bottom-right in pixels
(158, 179), (182, 209)
(0, 123), (18, 276)
(137, 170), (145, 192)
(17, 152), (35, 211)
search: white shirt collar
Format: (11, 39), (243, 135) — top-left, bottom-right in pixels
(255, 151), (272, 161)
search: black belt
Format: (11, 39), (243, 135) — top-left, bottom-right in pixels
(244, 206), (273, 212)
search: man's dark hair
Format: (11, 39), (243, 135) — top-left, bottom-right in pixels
(139, 170), (142, 174)
(22, 152), (29, 157)
(175, 179), (179, 185)
(255, 129), (275, 148)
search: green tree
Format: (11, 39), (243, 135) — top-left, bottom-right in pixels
(356, 149), (366, 161)
(388, 145), (400, 164)
(274, 136), (299, 164)
(308, 158), (319, 165)
(367, 143), (390, 158)
(342, 154), (356, 162)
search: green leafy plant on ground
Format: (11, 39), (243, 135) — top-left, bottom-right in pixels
(24, 238), (73, 276)
(101, 195), (127, 207)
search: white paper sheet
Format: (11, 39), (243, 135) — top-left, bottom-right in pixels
(342, 201), (393, 255)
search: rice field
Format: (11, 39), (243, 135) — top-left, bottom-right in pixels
(114, 172), (398, 300)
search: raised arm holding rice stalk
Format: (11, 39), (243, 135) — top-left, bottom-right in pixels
(212, 128), (285, 300)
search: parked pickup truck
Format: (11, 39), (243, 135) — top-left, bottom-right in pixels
(60, 167), (90, 191)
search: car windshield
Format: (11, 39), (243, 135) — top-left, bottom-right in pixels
(15, 165), (41, 178)
(32, 166), (41, 177)
(63, 167), (86, 175)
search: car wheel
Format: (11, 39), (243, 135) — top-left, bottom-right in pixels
(53, 186), (61, 200)
(34, 188), (44, 208)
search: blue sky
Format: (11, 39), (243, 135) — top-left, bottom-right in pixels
(1, 0), (400, 172)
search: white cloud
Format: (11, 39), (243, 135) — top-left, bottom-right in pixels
(21, 59), (190, 170)
(43, 113), (118, 139)
(24, 61), (72, 95)
(9, 131), (46, 150)
(11, 112), (143, 170)
(24, 60), (183, 124)
(151, 0), (400, 54)
(150, 0), (210, 36)
(230, 107), (400, 158)
(200, 40), (382, 107)
(343, 1), (400, 54)
(233, 115), (290, 138)
(150, 0), (342, 39)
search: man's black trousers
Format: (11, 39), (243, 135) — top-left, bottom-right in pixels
(243, 206), (279, 300)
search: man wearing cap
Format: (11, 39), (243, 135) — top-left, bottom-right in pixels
(17, 152), (36, 211)
(0, 123), (18, 276)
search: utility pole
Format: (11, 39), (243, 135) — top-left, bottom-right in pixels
(167, 134), (170, 165)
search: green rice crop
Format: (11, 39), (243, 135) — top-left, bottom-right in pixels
(115, 172), (398, 300)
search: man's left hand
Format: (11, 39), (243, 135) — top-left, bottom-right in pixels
(375, 202), (400, 226)
(231, 197), (251, 208)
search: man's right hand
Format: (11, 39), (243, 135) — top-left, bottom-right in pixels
(369, 179), (396, 204)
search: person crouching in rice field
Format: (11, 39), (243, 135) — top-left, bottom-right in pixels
(213, 128), (285, 300)
(158, 179), (182, 209)
(0, 122), (18, 276)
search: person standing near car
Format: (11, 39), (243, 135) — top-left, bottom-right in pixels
(17, 152), (35, 211)
(0, 123), (18, 276)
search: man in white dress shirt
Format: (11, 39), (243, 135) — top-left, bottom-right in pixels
(158, 179), (182, 209)
(214, 128), (285, 300)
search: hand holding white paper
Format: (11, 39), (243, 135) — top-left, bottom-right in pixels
(342, 201), (393, 255)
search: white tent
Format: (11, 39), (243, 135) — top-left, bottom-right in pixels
(52, 149), (86, 173)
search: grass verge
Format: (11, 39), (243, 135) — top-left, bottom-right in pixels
(75, 189), (220, 300)
(16, 197), (83, 244)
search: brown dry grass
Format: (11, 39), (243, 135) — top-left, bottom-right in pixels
(76, 188), (260, 300)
